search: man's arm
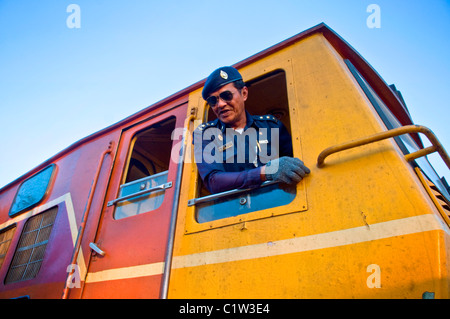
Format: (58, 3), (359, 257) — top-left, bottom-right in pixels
(204, 167), (263, 194)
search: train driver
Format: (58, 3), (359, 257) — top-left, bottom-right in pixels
(193, 66), (310, 194)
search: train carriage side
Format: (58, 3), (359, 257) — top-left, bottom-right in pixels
(167, 26), (450, 298)
(0, 90), (191, 298)
(0, 23), (449, 299)
(0, 130), (121, 298)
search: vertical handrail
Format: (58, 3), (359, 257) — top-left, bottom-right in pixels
(160, 113), (196, 299)
(61, 141), (114, 299)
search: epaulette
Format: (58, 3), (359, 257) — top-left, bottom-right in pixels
(253, 114), (278, 123)
(195, 119), (220, 132)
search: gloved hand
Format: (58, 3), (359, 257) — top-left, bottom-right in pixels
(264, 157), (310, 184)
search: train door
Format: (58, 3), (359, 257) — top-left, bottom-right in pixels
(80, 101), (188, 298)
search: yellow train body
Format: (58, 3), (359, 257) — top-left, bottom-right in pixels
(169, 32), (450, 298)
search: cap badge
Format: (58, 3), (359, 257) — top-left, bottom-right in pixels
(220, 70), (228, 80)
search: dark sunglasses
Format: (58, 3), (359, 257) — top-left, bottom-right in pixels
(206, 90), (234, 107)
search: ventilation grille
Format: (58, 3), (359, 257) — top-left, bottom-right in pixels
(427, 179), (450, 217)
(0, 226), (16, 270)
(415, 166), (450, 224)
(5, 207), (58, 284)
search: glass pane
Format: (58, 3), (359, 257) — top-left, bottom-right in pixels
(114, 171), (168, 220)
(9, 165), (55, 217)
(196, 183), (296, 223)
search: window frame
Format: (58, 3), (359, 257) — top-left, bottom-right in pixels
(110, 115), (179, 220)
(9, 164), (56, 217)
(184, 59), (308, 234)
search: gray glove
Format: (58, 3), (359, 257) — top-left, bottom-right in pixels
(265, 157), (310, 184)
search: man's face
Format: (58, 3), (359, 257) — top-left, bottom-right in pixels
(209, 83), (248, 129)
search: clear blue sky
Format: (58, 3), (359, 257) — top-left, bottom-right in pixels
(1, 0), (449, 188)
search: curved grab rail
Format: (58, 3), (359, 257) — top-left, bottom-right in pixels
(317, 125), (450, 170)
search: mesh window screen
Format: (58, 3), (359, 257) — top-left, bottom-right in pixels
(0, 226), (16, 270)
(5, 207), (58, 284)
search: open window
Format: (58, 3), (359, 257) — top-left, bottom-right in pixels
(187, 68), (307, 231)
(205, 69), (292, 134)
(111, 117), (176, 220)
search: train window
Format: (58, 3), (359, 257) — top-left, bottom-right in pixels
(114, 117), (176, 220)
(0, 225), (16, 270)
(345, 59), (450, 202)
(205, 70), (292, 134)
(191, 69), (298, 224)
(9, 165), (55, 217)
(5, 207), (58, 284)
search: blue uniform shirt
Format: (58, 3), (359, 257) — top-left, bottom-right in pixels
(193, 111), (293, 193)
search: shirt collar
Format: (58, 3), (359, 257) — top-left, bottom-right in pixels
(217, 110), (254, 132)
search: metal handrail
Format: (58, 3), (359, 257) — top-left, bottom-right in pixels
(187, 181), (278, 207)
(62, 141), (114, 299)
(107, 181), (172, 207)
(160, 112), (196, 299)
(317, 125), (450, 170)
